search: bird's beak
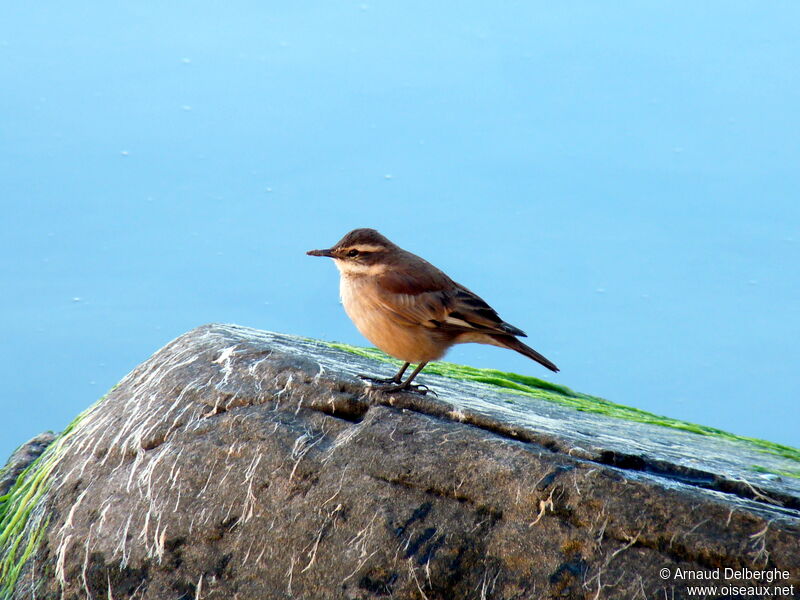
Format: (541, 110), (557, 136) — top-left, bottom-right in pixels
(307, 248), (335, 258)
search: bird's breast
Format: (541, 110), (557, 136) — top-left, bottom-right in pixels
(338, 274), (448, 363)
(338, 274), (363, 317)
(339, 275), (383, 338)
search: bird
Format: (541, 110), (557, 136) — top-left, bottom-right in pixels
(307, 228), (558, 394)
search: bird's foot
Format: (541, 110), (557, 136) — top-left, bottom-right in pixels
(357, 374), (402, 385)
(357, 373), (437, 396)
(374, 382), (436, 397)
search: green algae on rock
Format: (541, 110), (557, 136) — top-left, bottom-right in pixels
(327, 341), (800, 465)
(0, 400), (106, 599)
(3, 326), (799, 599)
(0, 447), (57, 598)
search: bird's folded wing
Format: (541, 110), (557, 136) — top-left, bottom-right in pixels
(375, 271), (526, 337)
(446, 286), (527, 337)
(372, 270), (450, 327)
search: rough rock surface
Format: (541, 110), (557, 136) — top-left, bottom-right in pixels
(4, 324), (800, 599)
(0, 432), (57, 498)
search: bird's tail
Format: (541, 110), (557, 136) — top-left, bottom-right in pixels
(490, 334), (559, 373)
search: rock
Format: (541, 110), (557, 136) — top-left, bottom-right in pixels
(0, 432), (57, 497)
(1, 324), (799, 599)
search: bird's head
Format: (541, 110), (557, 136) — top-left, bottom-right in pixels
(307, 228), (396, 274)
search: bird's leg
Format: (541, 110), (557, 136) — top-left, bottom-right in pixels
(391, 362), (411, 383)
(400, 362), (427, 387)
(358, 362), (410, 385)
(378, 362), (435, 395)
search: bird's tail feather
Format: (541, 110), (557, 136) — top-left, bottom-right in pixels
(490, 335), (559, 373)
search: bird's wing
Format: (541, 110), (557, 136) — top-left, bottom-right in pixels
(373, 269), (452, 328)
(445, 285), (528, 337)
(375, 270), (527, 337)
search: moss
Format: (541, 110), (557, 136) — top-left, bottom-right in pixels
(0, 446), (57, 598)
(0, 397), (107, 599)
(327, 342), (800, 465)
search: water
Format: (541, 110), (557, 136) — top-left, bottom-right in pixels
(1, 1), (798, 460)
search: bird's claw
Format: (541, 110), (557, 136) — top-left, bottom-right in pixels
(357, 373), (436, 396)
(357, 374), (401, 385)
(370, 382), (436, 396)
(411, 384), (437, 396)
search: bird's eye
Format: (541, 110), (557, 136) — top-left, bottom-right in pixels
(347, 249), (359, 258)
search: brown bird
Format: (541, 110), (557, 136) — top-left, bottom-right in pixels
(307, 228), (558, 394)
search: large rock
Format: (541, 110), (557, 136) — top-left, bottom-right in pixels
(0, 432), (57, 497)
(1, 324), (798, 599)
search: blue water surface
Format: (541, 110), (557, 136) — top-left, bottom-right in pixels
(2, 2), (799, 460)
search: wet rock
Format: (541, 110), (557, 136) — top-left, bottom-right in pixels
(0, 432), (57, 496)
(3, 324), (799, 599)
